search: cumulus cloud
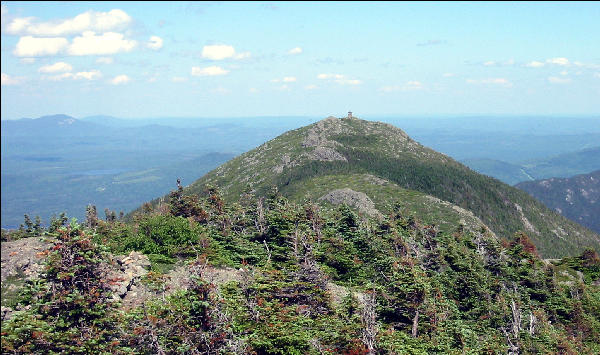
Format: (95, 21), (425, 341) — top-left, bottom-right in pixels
(1, 73), (21, 85)
(526, 61), (544, 68)
(13, 36), (69, 57)
(201, 44), (249, 60)
(68, 31), (136, 55)
(191, 65), (229, 76)
(547, 57), (569, 66)
(96, 57), (114, 64)
(466, 78), (512, 87)
(38, 61), (72, 73)
(110, 74), (130, 85)
(548, 76), (571, 84)
(288, 47), (302, 55)
(147, 36), (163, 50)
(5, 9), (132, 36)
(304, 84), (318, 90)
(202, 44), (234, 60)
(46, 70), (102, 81)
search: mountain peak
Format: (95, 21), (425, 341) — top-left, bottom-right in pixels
(149, 116), (599, 258)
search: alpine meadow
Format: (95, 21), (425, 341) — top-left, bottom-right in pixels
(2, 2), (599, 354)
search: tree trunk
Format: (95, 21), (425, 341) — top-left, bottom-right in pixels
(412, 309), (419, 338)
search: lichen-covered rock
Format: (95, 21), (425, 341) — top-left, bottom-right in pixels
(1, 237), (52, 283)
(320, 188), (382, 218)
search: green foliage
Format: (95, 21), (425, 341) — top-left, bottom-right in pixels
(3, 187), (599, 354)
(1, 221), (120, 353)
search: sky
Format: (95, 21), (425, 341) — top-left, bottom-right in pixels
(1, 1), (599, 119)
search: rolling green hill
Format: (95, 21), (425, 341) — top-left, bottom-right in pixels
(144, 116), (599, 258)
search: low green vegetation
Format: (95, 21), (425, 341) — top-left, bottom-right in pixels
(2, 186), (599, 354)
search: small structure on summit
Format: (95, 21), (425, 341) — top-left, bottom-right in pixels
(347, 111), (353, 119)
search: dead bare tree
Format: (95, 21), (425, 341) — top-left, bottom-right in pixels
(361, 291), (378, 355)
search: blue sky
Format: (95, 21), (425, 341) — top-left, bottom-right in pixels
(1, 1), (599, 119)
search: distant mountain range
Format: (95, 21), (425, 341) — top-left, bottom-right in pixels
(463, 147), (600, 185)
(517, 170), (600, 234)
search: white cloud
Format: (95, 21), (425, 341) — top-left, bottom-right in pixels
(5, 9), (132, 36)
(171, 76), (188, 83)
(96, 57), (114, 64)
(337, 78), (362, 85)
(110, 74), (130, 85)
(379, 81), (424, 92)
(191, 65), (229, 76)
(466, 78), (512, 87)
(234, 51), (251, 60)
(75, 70), (102, 80)
(547, 57), (569, 66)
(317, 73), (361, 85)
(273, 76), (296, 83)
(481, 59), (514, 67)
(46, 70), (102, 81)
(201, 44), (249, 60)
(526, 61), (544, 68)
(288, 47), (302, 55)
(38, 61), (72, 73)
(442, 73), (455, 77)
(1, 73), (21, 85)
(304, 84), (317, 90)
(147, 36), (163, 50)
(548, 76), (571, 84)
(20, 58), (36, 64)
(594, 73), (600, 79)
(317, 73), (344, 80)
(13, 36), (69, 57)
(572, 61), (600, 69)
(249, 87), (258, 93)
(68, 31), (136, 56)
(560, 70), (568, 76)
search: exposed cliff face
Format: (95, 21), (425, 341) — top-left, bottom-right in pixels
(517, 170), (600, 234)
